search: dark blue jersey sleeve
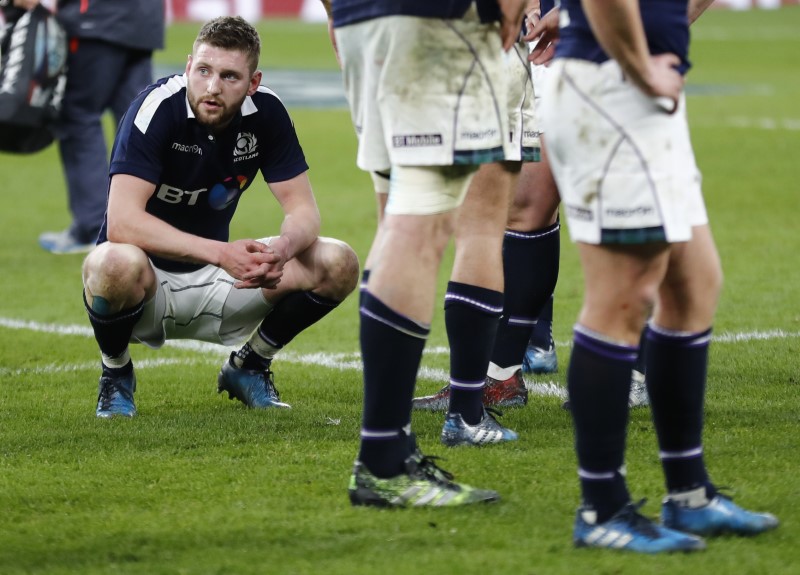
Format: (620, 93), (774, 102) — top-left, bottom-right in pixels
(249, 87), (309, 184)
(109, 76), (183, 185)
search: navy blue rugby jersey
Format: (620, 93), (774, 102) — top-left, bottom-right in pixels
(331, 0), (502, 27)
(100, 74), (309, 273)
(556, 0), (692, 74)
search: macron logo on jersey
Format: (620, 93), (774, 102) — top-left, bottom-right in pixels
(171, 142), (203, 155)
(233, 132), (258, 162)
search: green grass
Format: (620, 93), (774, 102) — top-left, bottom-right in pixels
(1, 8), (799, 574)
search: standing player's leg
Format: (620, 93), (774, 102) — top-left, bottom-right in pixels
(542, 57), (706, 553)
(336, 9), (510, 506)
(486, 144), (560, 401)
(649, 226), (778, 536)
(440, 161), (520, 446)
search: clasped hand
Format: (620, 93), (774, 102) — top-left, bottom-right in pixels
(221, 239), (287, 290)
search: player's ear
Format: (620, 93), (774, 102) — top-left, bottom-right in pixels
(247, 70), (262, 96)
(185, 55), (193, 76)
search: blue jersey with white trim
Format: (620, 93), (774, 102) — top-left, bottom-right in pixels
(101, 74), (309, 272)
(331, 0), (501, 27)
(556, 0), (692, 74)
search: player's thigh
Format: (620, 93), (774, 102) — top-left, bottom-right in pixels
(509, 144), (560, 230)
(457, 161), (518, 240)
(656, 224), (722, 330)
(577, 241), (671, 343)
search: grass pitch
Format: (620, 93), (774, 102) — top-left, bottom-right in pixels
(1, 8), (799, 575)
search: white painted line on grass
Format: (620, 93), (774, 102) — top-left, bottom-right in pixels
(723, 117), (800, 131)
(2, 317), (798, 399)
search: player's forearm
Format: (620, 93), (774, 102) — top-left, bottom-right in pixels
(688, 0), (716, 23)
(581, 0), (652, 93)
(276, 205), (321, 262)
(107, 210), (227, 267)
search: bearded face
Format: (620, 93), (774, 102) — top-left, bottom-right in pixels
(185, 44), (259, 133)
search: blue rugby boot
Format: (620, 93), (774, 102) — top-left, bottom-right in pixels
(217, 354), (291, 409)
(441, 408), (519, 447)
(662, 488), (779, 536)
(574, 500), (706, 553)
(522, 341), (558, 375)
(96, 369), (137, 418)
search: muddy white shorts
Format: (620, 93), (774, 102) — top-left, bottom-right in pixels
(541, 58), (707, 245)
(505, 41), (541, 162)
(335, 7), (512, 172)
(132, 240), (275, 348)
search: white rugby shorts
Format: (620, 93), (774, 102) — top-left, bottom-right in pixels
(132, 241), (276, 348)
(541, 58), (707, 245)
(334, 8), (512, 171)
(505, 41), (541, 162)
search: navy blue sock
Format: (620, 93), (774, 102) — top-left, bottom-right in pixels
(529, 294), (555, 349)
(358, 291), (429, 478)
(491, 222), (560, 367)
(445, 281), (503, 424)
(83, 292), (143, 372)
(645, 324), (712, 493)
(633, 324), (647, 375)
(568, 326), (636, 522)
(257, 291), (340, 349)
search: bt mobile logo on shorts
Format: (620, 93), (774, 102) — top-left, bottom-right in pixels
(392, 134), (443, 148)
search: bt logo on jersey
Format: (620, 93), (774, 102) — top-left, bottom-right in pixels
(156, 176), (248, 210)
(157, 184), (207, 205)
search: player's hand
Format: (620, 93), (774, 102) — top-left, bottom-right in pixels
(498, 0), (527, 51)
(526, 7), (559, 65)
(219, 239), (284, 290)
(638, 53), (683, 114)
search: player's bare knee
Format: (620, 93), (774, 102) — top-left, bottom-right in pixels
(317, 238), (360, 300)
(83, 243), (150, 301)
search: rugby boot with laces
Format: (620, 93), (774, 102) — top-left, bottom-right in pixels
(348, 446), (499, 507)
(662, 488), (779, 536)
(441, 407), (519, 447)
(96, 368), (137, 418)
(574, 500), (706, 553)
(412, 369), (529, 411)
(627, 368), (650, 408)
(217, 354), (291, 409)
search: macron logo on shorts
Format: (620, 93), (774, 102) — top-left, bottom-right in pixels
(392, 134), (443, 148)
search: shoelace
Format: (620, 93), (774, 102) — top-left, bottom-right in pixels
(617, 499), (662, 539)
(261, 369), (282, 399)
(98, 383), (114, 406)
(415, 454), (455, 485)
(98, 377), (125, 407)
